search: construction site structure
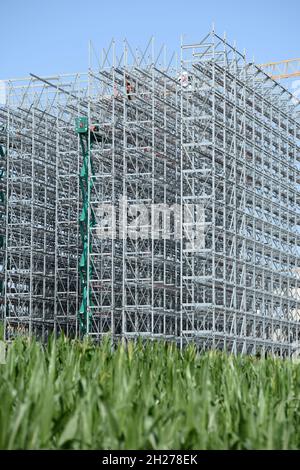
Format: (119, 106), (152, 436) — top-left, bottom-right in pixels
(260, 58), (300, 80)
(0, 30), (300, 356)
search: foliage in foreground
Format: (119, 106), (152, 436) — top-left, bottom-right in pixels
(0, 336), (300, 449)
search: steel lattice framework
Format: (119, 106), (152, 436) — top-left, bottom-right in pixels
(1, 30), (300, 356)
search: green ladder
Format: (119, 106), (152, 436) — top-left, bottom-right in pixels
(0, 138), (5, 298)
(75, 117), (96, 335)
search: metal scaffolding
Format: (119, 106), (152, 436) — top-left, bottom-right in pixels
(85, 39), (180, 340)
(1, 30), (300, 356)
(0, 74), (87, 339)
(180, 32), (300, 355)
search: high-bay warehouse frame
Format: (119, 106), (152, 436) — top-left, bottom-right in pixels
(0, 30), (300, 356)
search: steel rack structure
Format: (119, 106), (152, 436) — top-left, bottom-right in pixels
(180, 31), (300, 355)
(0, 30), (300, 356)
(84, 39), (180, 339)
(1, 74), (87, 338)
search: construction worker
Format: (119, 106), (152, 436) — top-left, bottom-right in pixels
(125, 76), (134, 101)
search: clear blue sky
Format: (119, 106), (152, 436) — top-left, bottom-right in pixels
(1, 0), (300, 79)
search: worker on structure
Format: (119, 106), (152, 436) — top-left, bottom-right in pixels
(125, 76), (134, 101)
(89, 124), (103, 143)
(113, 84), (121, 99)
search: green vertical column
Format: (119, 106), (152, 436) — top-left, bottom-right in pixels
(0, 140), (5, 298)
(75, 117), (95, 335)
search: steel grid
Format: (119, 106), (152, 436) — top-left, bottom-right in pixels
(0, 30), (300, 356)
(1, 74), (87, 339)
(180, 31), (300, 355)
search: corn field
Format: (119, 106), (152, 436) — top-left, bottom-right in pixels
(0, 335), (300, 449)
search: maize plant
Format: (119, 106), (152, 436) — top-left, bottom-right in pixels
(0, 335), (300, 449)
